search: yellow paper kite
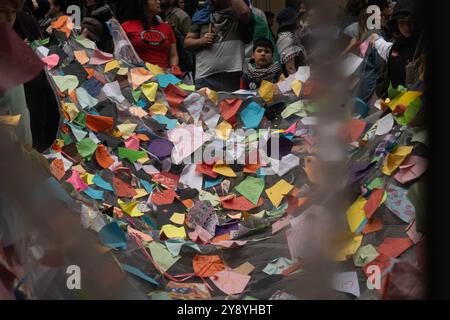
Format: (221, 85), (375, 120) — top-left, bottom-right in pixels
(63, 103), (79, 121)
(216, 121), (232, 141)
(178, 83), (196, 91)
(160, 224), (187, 239)
(197, 87), (219, 105)
(133, 188), (149, 199)
(382, 146), (413, 176)
(292, 80), (302, 97)
(213, 164), (237, 177)
(207, 88), (219, 105)
(170, 213), (186, 225)
(104, 60), (120, 73)
(346, 196), (367, 233)
(388, 91), (422, 111)
(150, 102), (168, 115)
(258, 80), (274, 103)
(265, 180), (294, 208)
(137, 155), (150, 165)
(80, 173), (95, 185)
(117, 122), (137, 140)
(55, 139), (65, 148)
(146, 63), (165, 76)
(118, 199), (143, 217)
(334, 234), (363, 262)
(233, 262), (255, 275)
(117, 67), (129, 76)
(142, 82), (159, 102)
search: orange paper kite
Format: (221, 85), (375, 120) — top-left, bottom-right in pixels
(95, 144), (114, 169)
(86, 114), (114, 133)
(193, 255), (226, 278)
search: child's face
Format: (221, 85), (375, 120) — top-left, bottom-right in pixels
(0, 2), (18, 26)
(252, 46), (273, 68)
(397, 15), (415, 39)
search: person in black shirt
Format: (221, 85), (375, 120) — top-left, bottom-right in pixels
(82, 0), (114, 52)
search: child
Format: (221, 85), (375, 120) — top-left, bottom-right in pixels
(240, 38), (282, 90)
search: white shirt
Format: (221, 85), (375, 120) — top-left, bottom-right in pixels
(374, 37), (394, 62)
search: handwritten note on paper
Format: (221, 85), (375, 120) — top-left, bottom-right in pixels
(332, 272), (361, 297)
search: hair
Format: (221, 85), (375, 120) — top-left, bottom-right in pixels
(23, 0), (34, 11)
(32, 0), (50, 19)
(354, 1), (392, 40)
(120, 0), (160, 29)
(182, 0), (197, 17)
(52, 0), (68, 12)
(368, 0), (390, 10)
(86, 0), (107, 8)
(276, 6), (300, 34)
(94, 0), (106, 6)
(160, 0), (174, 10)
(346, 0), (366, 16)
(4, 0), (25, 9)
(264, 11), (274, 20)
(277, 23), (298, 34)
(347, 0), (390, 21)
(285, 0), (302, 10)
(253, 38), (274, 53)
(304, 0), (338, 24)
(356, 4), (370, 41)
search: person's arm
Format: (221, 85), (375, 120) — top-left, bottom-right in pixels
(169, 42), (179, 67)
(167, 26), (179, 67)
(180, 15), (191, 36)
(340, 38), (361, 57)
(285, 58), (297, 75)
(374, 38), (393, 62)
(368, 34), (393, 62)
(184, 32), (214, 51)
(230, 0), (251, 24)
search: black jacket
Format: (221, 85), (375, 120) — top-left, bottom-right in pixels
(85, 4), (115, 53)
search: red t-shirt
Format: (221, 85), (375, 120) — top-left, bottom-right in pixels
(122, 19), (176, 69)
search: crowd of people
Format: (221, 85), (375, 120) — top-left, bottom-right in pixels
(0, 0), (425, 151)
(0, 0), (428, 300)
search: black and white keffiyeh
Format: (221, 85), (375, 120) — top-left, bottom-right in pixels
(277, 31), (306, 64)
(246, 60), (282, 83)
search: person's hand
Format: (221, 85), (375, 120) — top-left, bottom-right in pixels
(368, 33), (380, 45)
(46, 25), (54, 35)
(349, 38), (361, 51)
(273, 84), (281, 96)
(171, 65), (183, 77)
(200, 32), (215, 47)
(24, 38), (30, 46)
